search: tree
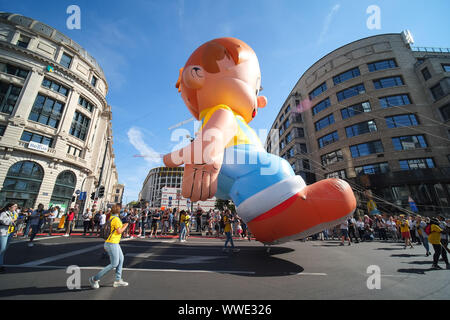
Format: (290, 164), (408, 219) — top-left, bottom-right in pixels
(215, 199), (236, 213)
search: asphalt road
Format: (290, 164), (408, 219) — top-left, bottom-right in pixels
(1, 233), (449, 300)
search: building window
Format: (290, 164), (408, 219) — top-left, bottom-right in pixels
(50, 171), (76, 209)
(341, 101), (371, 119)
(298, 143), (307, 154)
(392, 135), (427, 151)
(78, 96), (95, 112)
(399, 158), (435, 170)
(345, 120), (377, 138)
(20, 130), (53, 147)
(0, 81), (22, 115)
(333, 67), (361, 85)
(0, 161), (44, 209)
(315, 114), (335, 131)
(42, 78), (69, 96)
(321, 150), (344, 166)
(296, 127), (305, 138)
(70, 111), (91, 141)
(0, 62), (29, 79)
(28, 94), (64, 128)
(302, 159), (310, 170)
(350, 140), (384, 158)
(280, 114), (285, 123)
(421, 68), (432, 81)
(114, 196), (119, 202)
(0, 124), (5, 136)
(355, 163), (389, 176)
(318, 131), (339, 149)
(285, 105), (291, 113)
(288, 148), (295, 158)
(91, 76), (98, 87)
(116, 189), (120, 194)
(280, 140), (286, 150)
(286, 131), (293, 143)
(368, 59), (398, 72)
(337, 84), (365, 102)
(283, 118), (290, 130)
(440, 104), (450, 121)
(416, 58), (425, 66)
(16, 34), (31, 48)
(309, 82), (327, 100)
(312, 98), (331, 115)
(373, 76), (404, 89)
(386, 114), (418, 128)
(67, 145), (82, 157)
(60, 52), (73, 68)
(379, 94), (411, 108)
(326, 170), (346, 179)
(430, 83), (445, 101)
(442, 64), (450, 72)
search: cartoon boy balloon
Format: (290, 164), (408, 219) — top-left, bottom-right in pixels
(164, 38), (356, 244)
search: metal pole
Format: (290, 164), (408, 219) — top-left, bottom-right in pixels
(96, 137), (110, 200)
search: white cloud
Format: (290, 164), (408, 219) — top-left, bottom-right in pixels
(127, 127), (162, 166)
(317, 4), (341, 45)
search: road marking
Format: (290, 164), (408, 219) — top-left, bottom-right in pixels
(292, 272), (328, 276)
(3, 265), (256, 275)
(18, 244), (105, 267)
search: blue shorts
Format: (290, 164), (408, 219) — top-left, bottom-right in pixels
(216, 144), (295, 207)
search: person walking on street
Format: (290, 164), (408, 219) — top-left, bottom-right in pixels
(89, 204), (129, 288)
(0, 203), (18, 272)
(418, 217), (431, 257)
(28, 204), (46, 247)
(82, 209), (92, 236)
(400, 214), (414, 249)
(139, 206), (149, 238)
(340, 220), (351, 246)
(64, 208), (75, 237)
(47, 206), (58, 236)
(223, 210), (239, 252)
(348, 216), (359, 243)
(429, 218), (449, 270)
(178, 210), (187, 242)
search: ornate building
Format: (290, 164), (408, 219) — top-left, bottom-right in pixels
(0, 12), (121, 212)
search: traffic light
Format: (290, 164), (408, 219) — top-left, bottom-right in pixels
(90, 192), (95, 200)
(98, 186), (105, 198)
(71, 196), (76, 203)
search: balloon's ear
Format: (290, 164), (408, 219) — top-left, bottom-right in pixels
(183, 65), (205, 89)
(257, 96), (267, 108)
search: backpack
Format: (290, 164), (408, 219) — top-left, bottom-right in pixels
(100, 217), (118, 240)
(94, 213), (101, 223)
(424, 224), (432, 236)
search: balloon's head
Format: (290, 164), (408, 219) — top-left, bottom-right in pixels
(176, 37), (267, 123)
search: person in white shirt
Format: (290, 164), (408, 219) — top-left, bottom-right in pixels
(100, 212), (106, 228)
(82, 209), (92, 236)
(47, 206), (59, 236)
(340, 220), (351, 246)
(385, 216), (398, 242)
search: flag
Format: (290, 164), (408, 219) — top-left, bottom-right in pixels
(408, 196), (418, 213)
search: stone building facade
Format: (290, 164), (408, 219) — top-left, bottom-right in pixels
(266, 32), (450, 215)
(0, 13), (121, 212)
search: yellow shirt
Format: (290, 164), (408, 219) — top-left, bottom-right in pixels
(400, 220), (410, 233)
(428, 224), (442, 245)
(223, 216), (232, 233)
(105, 216), (123, 244)
(199, 105), (263, 149)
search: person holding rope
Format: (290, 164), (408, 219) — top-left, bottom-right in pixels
(428, 217), (449, 270)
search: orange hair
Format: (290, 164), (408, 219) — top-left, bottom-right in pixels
(176, 37), (255, 119)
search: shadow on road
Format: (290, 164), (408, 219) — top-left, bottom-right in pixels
(0, 286), (91, 298)
(390, 254), (423, 258)
(397, 268), (436, 275)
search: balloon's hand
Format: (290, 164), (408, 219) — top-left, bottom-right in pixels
(182, 157), (222, 202)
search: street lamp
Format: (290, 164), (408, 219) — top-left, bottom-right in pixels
(96, 136), (111, 205)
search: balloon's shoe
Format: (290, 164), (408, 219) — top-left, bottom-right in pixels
(240, 178), (356, 245)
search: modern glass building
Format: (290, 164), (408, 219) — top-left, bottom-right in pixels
(266, 32), (450, 216)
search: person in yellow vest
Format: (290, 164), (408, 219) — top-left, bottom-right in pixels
(428, 218), (449, 270)
(89, 204), (129, 288)
(223, 210), (240, 253)
(179, 210), (188, 242)
(399, 215), (413, 249)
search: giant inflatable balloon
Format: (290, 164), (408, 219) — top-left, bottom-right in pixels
(163, 38), (356, 244)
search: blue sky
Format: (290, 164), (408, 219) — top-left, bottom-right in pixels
(2, 0), (450, 203)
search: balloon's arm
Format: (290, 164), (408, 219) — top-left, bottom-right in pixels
(163, 108), (238, 167)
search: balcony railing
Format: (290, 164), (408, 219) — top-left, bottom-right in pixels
(411, 46), (450, 53)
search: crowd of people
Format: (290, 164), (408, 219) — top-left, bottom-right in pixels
(1, 200), (449, 274)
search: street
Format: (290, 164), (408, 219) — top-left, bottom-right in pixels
(0, 233), (449, 300)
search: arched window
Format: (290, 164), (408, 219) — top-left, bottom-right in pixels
(50, 171), (76, 211)
(0, 161), (44, 209)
